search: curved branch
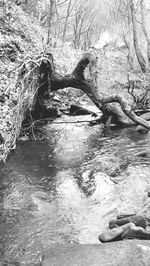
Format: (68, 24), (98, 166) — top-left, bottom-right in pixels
(38, 53), (150, 130)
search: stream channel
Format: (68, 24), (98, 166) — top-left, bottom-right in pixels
(0, 115), (150, 264)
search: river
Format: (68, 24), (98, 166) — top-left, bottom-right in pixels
(0, 115), (150, 264)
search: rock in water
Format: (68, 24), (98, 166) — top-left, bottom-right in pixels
(42, 241), (150, 266)
(70, 104), (97, 116)
(109, 215), (147, 229)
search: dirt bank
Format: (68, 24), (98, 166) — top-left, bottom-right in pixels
(0, 2), (45, 162)
(0, 1), (82, 162)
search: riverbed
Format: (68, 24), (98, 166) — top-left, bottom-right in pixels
(0, 116), (150, 264)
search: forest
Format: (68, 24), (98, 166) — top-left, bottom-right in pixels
(1, 0), (150, 265)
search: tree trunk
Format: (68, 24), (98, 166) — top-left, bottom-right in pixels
(47, 0), (56, 45)
(140, 0), (150, 66)
(62, 0), (72, 42)
(130, 0), (147, 73)
(32, 53), (150, 131)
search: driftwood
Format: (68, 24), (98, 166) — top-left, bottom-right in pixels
(32, 53), (150, 131)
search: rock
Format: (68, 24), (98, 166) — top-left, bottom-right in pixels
(19, 135), (29, 142)
(0, 95), (5, 103)
(0, 133), (4, 144)
(109, 215), (147, 229)
(45, 107), (61, 118)
(117, 213), (136, 219)
(136, 125), (149, 133)
(31, 107), (61, 119)
(53, 95), (61, 102)
(99, 222), (135, 243)
(139, 112), (150, 121)
(41, 241), (150, 266)
(136, 151), (149, 158)
(69, 104), (97, 116)
(90, 154), (121, 177)
(135, 113), (150, 133)
(121, 226), (150, 240)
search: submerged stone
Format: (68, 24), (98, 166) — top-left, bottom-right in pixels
(41, 241), (150, 266)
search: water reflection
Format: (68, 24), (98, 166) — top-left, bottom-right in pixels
(0, 118), (150, 263)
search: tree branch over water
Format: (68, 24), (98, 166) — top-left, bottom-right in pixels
(37, 52), (150, 130)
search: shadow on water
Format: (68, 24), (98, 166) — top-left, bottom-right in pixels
(1, 116), (150, 263)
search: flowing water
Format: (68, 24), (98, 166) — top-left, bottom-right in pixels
(0, 116), (150, 264)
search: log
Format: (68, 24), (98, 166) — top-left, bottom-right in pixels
(34, 53), (150, 130)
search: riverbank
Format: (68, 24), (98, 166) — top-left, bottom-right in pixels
(0, 2), (45, 162)
(0, 1), (82, 162)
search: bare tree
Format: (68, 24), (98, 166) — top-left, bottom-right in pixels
(47, 0), (56, 44)
(73, 2), (96, 49)
(140, 0), (150, 66)
(106, 0), (148, 73)
(62, 0), (78, 42)
(130, 0), (147, 72)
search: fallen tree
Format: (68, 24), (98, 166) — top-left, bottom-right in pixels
(21, 52), (150, 131)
